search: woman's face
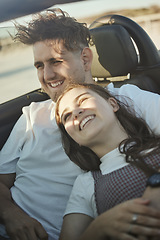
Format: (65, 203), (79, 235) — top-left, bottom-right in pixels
(57, 87), (119, 148)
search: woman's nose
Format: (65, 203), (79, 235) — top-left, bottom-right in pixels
(73, 109), (84, 119)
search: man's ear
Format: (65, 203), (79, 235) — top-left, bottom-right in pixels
(108, 98), (119, 112)
(81, 47), (93, 71)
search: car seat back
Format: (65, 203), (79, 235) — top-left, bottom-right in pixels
(89, 14), (160, 94)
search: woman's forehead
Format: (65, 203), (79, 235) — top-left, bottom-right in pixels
(63, 87), (91, 101)
(58, 87), (92, 113)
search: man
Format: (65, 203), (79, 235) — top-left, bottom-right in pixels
(0, 8), (160, 240)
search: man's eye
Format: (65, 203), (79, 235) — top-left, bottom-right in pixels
(51, 60), (62, 65)
(35, 64), (43, 69)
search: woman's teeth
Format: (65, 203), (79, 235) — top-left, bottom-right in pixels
(80, 115), (95, 130)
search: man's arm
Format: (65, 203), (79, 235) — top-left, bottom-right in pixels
(0, 173), (16, 224)
(137, 187), (160, 240)
(0, 174), (48, 240)
(107, 83), (160, 134)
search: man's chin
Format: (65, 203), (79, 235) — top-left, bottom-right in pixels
(50, 91), (62, 102)
(49, 84), (67, 102)
(50, 94), (57, 102)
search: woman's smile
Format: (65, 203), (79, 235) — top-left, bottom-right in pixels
(79, 114), (95, 131)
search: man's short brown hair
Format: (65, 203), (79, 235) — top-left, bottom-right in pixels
(14, 8), (91, 51)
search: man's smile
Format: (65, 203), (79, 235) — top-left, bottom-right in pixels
(48, 80), (64, 88)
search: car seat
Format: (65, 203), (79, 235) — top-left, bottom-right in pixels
(0, 90), (49, 150)
(89, 14), (160, 94)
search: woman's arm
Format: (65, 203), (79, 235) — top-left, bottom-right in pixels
(59, 213), (93, 240)
(80, 197), (160, 240)
(60, 197), (160, 240)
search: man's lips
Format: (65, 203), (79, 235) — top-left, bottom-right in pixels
(48, 80), (64, 88)
(79, 115), (95, 130)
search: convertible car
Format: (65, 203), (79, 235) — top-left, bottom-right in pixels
(0, 0), (160, 150)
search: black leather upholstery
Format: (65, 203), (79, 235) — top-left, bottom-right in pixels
(90, 25), (138, 78)
(0, 90), (49, 150)
(89, 14), (160, 94)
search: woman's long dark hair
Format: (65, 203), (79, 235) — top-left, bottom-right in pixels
(56, 83), (160, 173)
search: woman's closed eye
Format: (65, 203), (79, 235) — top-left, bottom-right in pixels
(78, 97), (89, 105)
(63, 112), (71, 123)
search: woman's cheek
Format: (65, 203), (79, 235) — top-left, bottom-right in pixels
(65, 122), (74, 136)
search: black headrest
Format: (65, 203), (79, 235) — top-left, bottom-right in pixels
(90, 24), (138, 78)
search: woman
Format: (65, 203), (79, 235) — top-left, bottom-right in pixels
(55, 83), (160, 240)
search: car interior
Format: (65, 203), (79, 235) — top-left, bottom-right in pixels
(0, 3), (160, 150)
(89, 14), (160, 92)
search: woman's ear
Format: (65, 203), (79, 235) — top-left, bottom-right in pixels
(81, 47), (93, 71)
(108, 98), (119, 112)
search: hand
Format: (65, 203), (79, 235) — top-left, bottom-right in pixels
(142, 186), (160, 210)
(3, 206), (48, 240)
(81, 198), (160, 240)
(138, 186), (160, 240)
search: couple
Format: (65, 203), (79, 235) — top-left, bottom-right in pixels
(0, 8), (160, 240)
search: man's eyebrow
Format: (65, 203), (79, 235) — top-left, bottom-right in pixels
(34, 58), (60, 67)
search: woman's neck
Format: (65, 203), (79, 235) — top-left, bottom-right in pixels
(91, 124), (128, 158)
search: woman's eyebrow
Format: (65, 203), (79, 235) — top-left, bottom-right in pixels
(60, 91), (90, 121)
(75, 92), (90, 102)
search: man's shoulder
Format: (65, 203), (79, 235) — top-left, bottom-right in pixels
(23, 99), (54, 112)
(21, 99), (55, 122)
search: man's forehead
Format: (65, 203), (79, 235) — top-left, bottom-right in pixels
(45, 39), (66, 51)
(33, 39), (67, 54)
(33, 40), (69, 63)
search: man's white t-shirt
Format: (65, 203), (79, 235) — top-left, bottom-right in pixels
(0, 83), (160, 240)
(0, 99), (83, 240)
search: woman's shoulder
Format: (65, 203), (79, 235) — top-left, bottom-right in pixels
(72, 171), (94, 192)
(65, 171), (96, 218)
(76, 171), (93, 182)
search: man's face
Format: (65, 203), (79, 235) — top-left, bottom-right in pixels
(33, 40), (91, 102)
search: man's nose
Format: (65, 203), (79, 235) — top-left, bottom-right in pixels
(44, 65), (56, 81)
(73, 109), (84, 119)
